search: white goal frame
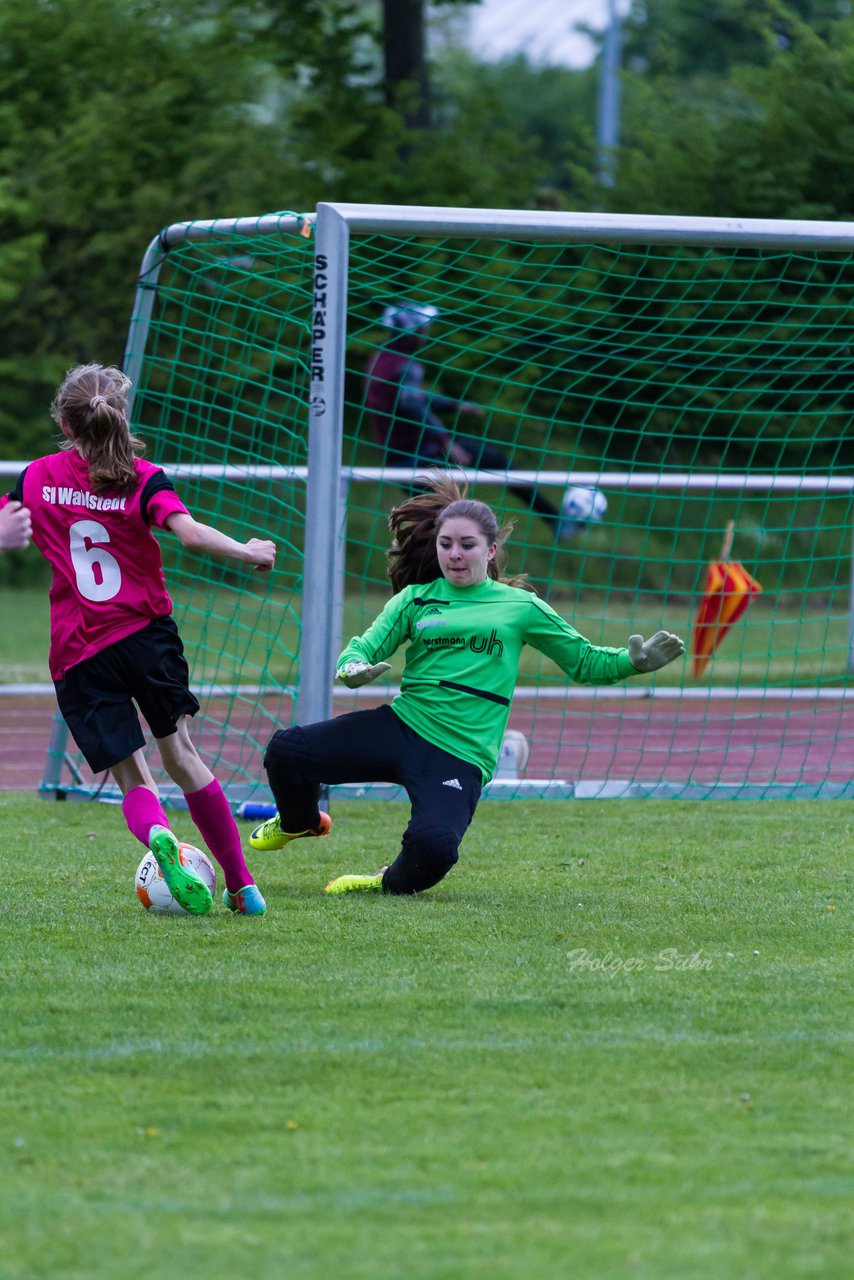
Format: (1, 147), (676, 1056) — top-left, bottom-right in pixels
(302, 202), (854, 730)
(4, 204), (853, 801)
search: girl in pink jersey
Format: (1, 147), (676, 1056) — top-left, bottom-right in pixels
(1, 363), (275, 916)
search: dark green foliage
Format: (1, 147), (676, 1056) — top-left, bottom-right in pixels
(0, 0), (303, 458)
(0, 1), (549, 465)
(614, 5), (854, 221)
(432, 51), (599, 206)
(621, 0), (849, 78)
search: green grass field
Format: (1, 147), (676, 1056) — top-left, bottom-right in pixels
(2, 795), (851, 1279)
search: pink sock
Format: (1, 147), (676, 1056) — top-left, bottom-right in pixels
(122, 786), (169, 847)
(185, 779), (253, 895)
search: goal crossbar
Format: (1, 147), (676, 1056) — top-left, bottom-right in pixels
(1, 462), (849, 491)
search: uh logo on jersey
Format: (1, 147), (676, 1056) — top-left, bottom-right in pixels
(468, 628), (504, 657)
(418, 613), (505, 659)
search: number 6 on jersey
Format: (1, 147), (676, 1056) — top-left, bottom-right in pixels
(69, 519), (122, 601)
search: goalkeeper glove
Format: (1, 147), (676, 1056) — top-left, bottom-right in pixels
(627, 631), (685, 673)
(335, 660), (392, 688)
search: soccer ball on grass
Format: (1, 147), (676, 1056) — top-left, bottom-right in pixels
(134, 843), (216, 915)
(494, 729), (530, 780)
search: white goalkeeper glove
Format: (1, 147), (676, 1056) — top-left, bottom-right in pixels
(627, 631), (685, 673)
(335, 660), (392, 689)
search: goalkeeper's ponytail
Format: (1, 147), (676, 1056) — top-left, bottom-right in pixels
(386, 470), (533, 593)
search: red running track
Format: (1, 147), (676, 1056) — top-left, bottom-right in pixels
(2, 692), (851, 795)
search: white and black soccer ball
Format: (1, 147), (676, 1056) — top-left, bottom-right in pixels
(560, 486), (608, 535)
(134, 843), (216, 915)
(380, 300), (439, 332)
(494, 729), (530, 780)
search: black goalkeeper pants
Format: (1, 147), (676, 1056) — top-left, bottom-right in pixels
(263, 704), (482, 894)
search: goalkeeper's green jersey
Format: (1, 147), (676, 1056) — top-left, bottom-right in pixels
(337, 577), (638, 783)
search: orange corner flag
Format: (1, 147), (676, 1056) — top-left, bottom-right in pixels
(692, 522), (762, 678)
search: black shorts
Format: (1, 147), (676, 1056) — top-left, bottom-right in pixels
(54, 616), (200, 774)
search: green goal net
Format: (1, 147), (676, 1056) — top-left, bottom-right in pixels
(41, 213), (317, 806)
(40, 207), (853, 803)
(334, 217), (852, 800)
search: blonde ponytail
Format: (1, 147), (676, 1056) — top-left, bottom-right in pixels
(51, 363), (143, 496)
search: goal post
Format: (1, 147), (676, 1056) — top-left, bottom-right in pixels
(39, 210), (318, 807)
(306, 203), (852, 799)
(29, 203), (854, 803)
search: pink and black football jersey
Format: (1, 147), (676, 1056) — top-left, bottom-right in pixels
(1, 451), (188, 679)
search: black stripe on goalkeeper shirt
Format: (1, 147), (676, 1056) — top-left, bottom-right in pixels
(438, 679), (509, 707)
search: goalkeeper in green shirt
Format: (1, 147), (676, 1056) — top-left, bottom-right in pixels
(250, 473), (685, 895)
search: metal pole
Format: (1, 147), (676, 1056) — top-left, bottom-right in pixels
(597, 0), (621, 189)
(296, 204), (350, 727)
(850, 519), (854, 672)
(332, 472), (350, 675)
(317, 205), (854, 251)
(123, 235), (169, 417)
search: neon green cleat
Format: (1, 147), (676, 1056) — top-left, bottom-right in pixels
(149, 825), (213, 915)
(324, 870), (386, 895)
(249, 810), (331, 852)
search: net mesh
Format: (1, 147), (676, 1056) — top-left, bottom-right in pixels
(44, 220), (318, 805)
(44, 219), (853, 801)
(340, 233), (852, 798)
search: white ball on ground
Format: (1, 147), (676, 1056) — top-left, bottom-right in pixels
(494, 729), (530, 779)
(134, 843), (216, 915)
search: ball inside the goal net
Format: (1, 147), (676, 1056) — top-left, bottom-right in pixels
(560, 486), (608, 532)
(135, 844), (216, 914)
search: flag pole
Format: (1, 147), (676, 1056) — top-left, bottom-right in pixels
(720, 519), (735, 560)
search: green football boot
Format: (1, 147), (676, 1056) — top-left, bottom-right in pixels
(149, 825), (213, 915)
(249, 810), (331, 852)
(324, 870), (386, 895)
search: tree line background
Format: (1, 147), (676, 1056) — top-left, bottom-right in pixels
(2, 0), (854, 466)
